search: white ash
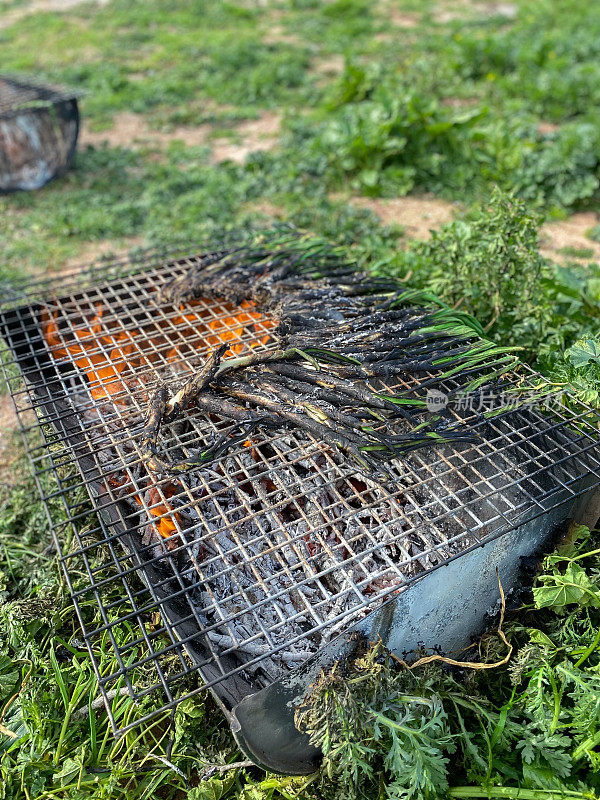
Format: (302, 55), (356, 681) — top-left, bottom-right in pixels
(62, 372), (505, 685)
(150, 434), (463, 682)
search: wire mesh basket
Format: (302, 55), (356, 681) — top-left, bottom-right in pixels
(0, 74), (80, 192)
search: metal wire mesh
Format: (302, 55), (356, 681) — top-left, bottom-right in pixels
(2, 246), (600, 734)
(0, 74), (80, 120)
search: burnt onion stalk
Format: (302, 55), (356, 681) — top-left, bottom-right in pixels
(140, 231), (521, 479)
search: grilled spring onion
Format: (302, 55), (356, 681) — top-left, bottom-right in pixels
(140, 229), (521, 477)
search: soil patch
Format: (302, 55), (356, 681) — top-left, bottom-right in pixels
(81, 113), (212, 150)
(211, 112), (281, 164)
(442, 96), (481, 109)
(386, 10), (420, 27)
(540, 213), (600, 264)
(262, 24), (304, 46)
(435, 0), (516, 23)
(244, 199), (286, 219)
(82, 110), (281, 164)
(309, 54), (346, 86)
(0, 0), (109, 30)
(60, 236), (145, 271)
(349, 195), (457, 241)
(0, 394), (20, 487)
(538, 121), (561, 135)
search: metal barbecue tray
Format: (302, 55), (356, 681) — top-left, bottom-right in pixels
(2, 246), (600, 775)
(0, 74), (81, 192)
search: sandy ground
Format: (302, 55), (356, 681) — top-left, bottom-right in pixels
(349, 195), (458, 240)
(81, 110), (282, 164)
(0, 394), (20, 486)
(435, 0), (517, 23)
(211, 112), (282, 164)
(243, 199), (286, 220)
(541, 213), (600, 264)
(378, 1), (420, 28)
(538, 121), (561, 134)
(0, 0), (110, 30)
(261, 24), (303, 46)
(349, 195), (600, 265)
(60, 236), (145, 270)
(80, 113), (212, 150)
(309, 54), (346, 86)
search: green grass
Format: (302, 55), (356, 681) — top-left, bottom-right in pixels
(0, 0), (374, 129)
(297, 526), (600, 799)
(3, 0), (600, 797)
(0, 451), (308, 799)
(0, 143), (402, 278)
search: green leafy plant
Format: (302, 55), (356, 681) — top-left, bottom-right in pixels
(374, 188), (600, 372)
(384, 189), (550, 355)
(309, 64), (490, 197)
(297, 526), (600, 800)
(277, 0), (600, 209)
(543, 333), (600, 407)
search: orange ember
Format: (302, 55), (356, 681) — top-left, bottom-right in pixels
(42, 304), (137, 400)
(45, 291), (277, 543)
(108, 474), (181, 543)
(135, 485), (181, 540)
(41, 295), (277, 402)
(206, 300), (272, 355)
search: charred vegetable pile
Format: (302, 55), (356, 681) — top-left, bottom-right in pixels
(142, 230), (520, 477)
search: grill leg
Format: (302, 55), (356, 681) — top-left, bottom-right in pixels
(231, 683), (322, 776)
(575, 484), (600, 530)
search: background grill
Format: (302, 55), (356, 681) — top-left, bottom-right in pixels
(2, 245), (600, 774)
(0, 74), (80, 192)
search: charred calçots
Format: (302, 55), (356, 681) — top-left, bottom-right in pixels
(143, 233), (519, 478)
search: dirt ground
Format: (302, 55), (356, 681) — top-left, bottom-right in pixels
(310, 54), (346, 77)
(81, 110), (282, 164)
(80, 113), (212, 150)
(0, 0), (110, 30)
(435, 0), (517, 23)
(61, 236), (145, 269)
(378, 1), (420, 28)
(211, 112), (282, 163)
(0, 394), (20, 486)
(540, 212), (600, 264)
(243, 199), (286, 220)
(261, 24), (303, 46)
(350, 195), (600, 263)
(349, 195), (458, 240)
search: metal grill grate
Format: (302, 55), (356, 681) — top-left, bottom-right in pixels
(2, 245), (600, 736)
(0, 74), (80, 120)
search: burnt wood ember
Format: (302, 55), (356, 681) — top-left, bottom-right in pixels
(1, 235), (599, 745)
(0, 75), (80, 192)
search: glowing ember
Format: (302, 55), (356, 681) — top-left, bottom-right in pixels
(107, 473), (180, 543)
(41, 291), (277, 542)
(41, 295), (277, 402)
(206, 300), (272, 355)
(138, 485), (181, 542)
(42, 303), (140, 400)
